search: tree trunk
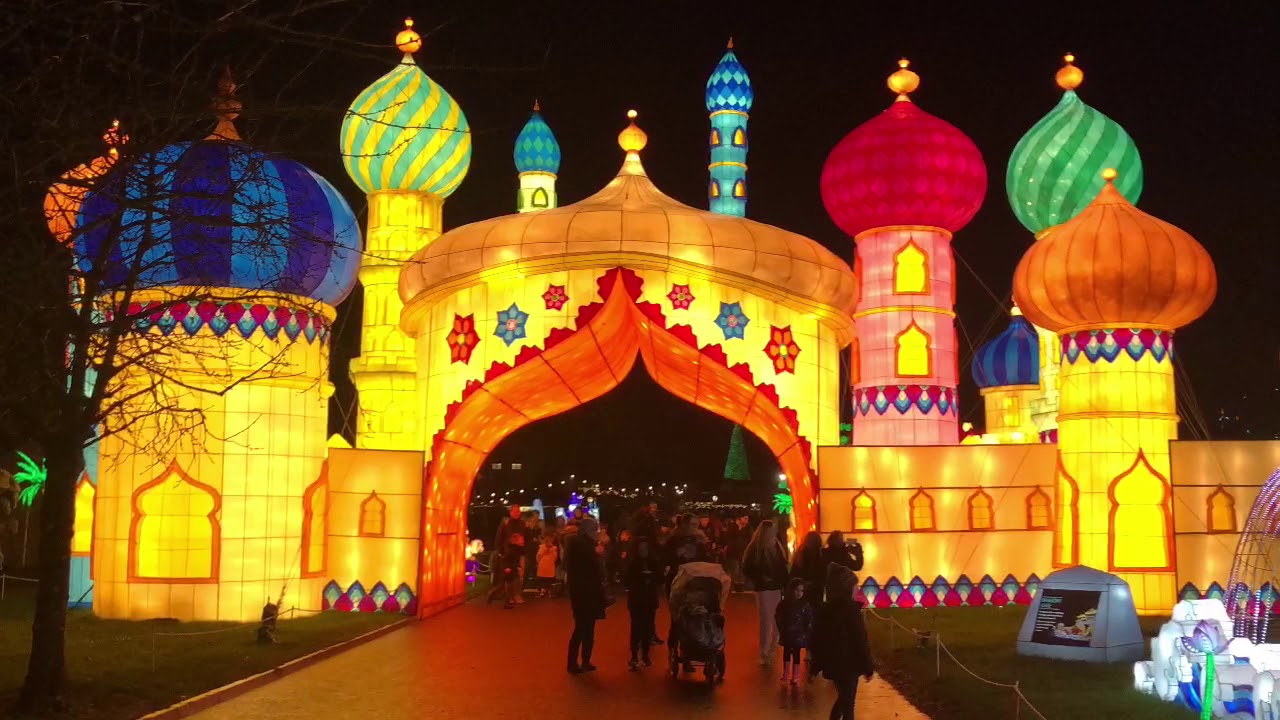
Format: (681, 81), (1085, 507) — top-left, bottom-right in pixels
(17, 443), (82, 714)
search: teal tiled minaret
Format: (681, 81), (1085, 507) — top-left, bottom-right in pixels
(705, 38), (753, 216)
(514, 100), (561, 212)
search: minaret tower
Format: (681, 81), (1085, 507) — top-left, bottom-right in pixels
(340, 19), (472, 450)
(1013, 169), (1215, 614)
(514, 101), (561, 212)
(705, 38), (753, 216)
(820, 60), (987, 446)
(1007, 54), (1144, 442)
(970, 305), (1041, 443)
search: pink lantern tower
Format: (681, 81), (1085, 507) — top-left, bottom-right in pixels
(821, 60), (986, 445)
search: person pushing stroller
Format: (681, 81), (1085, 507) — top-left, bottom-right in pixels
(667, 561), (730, 683)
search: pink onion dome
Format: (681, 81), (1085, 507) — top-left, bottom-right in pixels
(820, 60), (987, 238)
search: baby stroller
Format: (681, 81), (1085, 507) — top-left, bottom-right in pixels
(668, 562), (730, 684)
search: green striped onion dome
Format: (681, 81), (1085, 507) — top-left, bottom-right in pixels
(340, 25), (471, 197)
(1006, 59), (1142, 235)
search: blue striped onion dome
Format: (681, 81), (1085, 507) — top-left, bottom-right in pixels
(340, 22), (471, 197)
(1006, 55), (1142, 234)
(514, 105), (561, 174)
(76, 139), (361, 305)
(971, 310), (1040, 388)
(705, 40), (753, 113)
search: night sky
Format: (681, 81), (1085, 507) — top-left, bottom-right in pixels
(274, 2), (1279, 492)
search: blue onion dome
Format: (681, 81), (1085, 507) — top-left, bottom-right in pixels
(1006, 54), (1142, 235)
(76, 74), (361, 306)
(514, 101), (561, 174)
(705, 38), (753, 113)
(340, 18), (472, 197)
(971, 307), (1041, 389)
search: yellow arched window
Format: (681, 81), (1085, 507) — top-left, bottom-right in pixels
(1207, 486), (1236, 533)
(531, 187), (549, 208)
(710, 128), (721, 145)
(909, 489), (935, 531)
(359, 491), (386, 538)
(851, 490), (876, 531)
(72, 475), (95, 556)
(1109, 452), (1172, 570)
(129, 462), (220, 582)
(733, 179), (746, 198)
(733, 127), (746, 146)
(893, 240), (929, 294)
(709, 181), (721, 198)
(301, 465), (328, 577)
(895, 322), (932, 377)
(968, 489), (993, 530)
(1027, 487), (1052, 529)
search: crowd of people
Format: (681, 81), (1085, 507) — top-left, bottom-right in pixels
(482, 502), (875, 719)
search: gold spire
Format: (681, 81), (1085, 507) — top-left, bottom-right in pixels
(396, 17), (422, 57)
(727, 36), (734, 50)
(618, 109), (648, 155)
(887, 58), (919, 101)
(209, 66), (242, 141)
(102, 119), (127, 159)
(533, 98), (540, 112)
(1056, 53), (1083, 91)
(1101, 167), (1118, 181)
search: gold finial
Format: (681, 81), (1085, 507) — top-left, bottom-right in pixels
(102, 119), (127, 159)
(396, 17), (422, 56)
(1010, 303), (1024, 317)
(887, 58), (920, 100)
(1056, 52), (1083, 91)
(618, 109), (648, 154)
(1101, 167), (1118, 181)
(727, 36), (734, 49)
(533, 98), (540, 112)
(209, 66), (242, 141)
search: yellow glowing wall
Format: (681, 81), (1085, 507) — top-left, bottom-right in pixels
(72, 476), (95, 556)
(979, 385), (1041, 443)
(1056, 347), (1177, 614)
(352, 191), (443, 451)
(324, 446), (423, 601)
(1029, 324), (1060, 437)
(93, 289), (331, 622)
(816, 443), (1057, 585)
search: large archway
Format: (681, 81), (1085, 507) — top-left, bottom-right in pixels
(418, 268), (818, 615)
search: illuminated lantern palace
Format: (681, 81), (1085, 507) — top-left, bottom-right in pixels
(1012, 168), (1216, 614)
(706, 38), (752, 216)
(77, 73), (361, 621)
(1007, 55), (1145, 442)
(820, 60), (986, 446)
(340, 18), (471, 451)
(514, 101), (560, 212)
(967, 306), (1041, 444)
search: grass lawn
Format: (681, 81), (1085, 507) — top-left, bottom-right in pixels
(0, 583), (405, 719)
(865, 605), (1194, 720)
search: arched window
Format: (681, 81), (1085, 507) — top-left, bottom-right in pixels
(893, 240), (929, 294)
(1109, 451), (1172, 570)
(359, 491), (386, 538)
(531, 187), (549, 208)
(895, 322), (932, 377)
(301, 464), (329, 577)
(72, 474), (95, 556)
(851, 490), (876, 531)
(709, 180), (721, 198)
(1207, 486), (1236, 533)
(909, 489), (935, 531)
(732, 127), (746, 146)
(733, 179), (746, 198)
(968, 489), (993, 530)
(129, 462), (220, 582)
(1027, 486), (1052, 529)
(710, 128), (721, 146)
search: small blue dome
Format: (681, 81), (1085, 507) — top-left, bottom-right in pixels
(77, 139), (361, 305)
(705, 42), (753, 113)
(514, 107), (561, 174)
(971, 311), (1040, 388)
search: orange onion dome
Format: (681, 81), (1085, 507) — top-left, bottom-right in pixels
(1012, 168), (1216, 333)
(45, 120), (127, 243)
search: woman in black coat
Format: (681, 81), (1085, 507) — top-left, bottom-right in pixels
(790, 531), (826, 602)
(566, 517), (607, 673)
(821, 530), (864, 575)
(812, 566), (874, 720)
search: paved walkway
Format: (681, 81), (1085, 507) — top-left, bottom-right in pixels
(188, 593), (928, 720)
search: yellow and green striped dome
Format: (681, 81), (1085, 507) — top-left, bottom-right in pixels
(340, 19), (471, 197)
(1006, 55), (1142, 235)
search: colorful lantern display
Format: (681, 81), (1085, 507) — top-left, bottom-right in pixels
(967, 306), (1041, 444)
(821, 60), (986, 446)
(514, 100), (560, 212)
(705, 38), (752, 217)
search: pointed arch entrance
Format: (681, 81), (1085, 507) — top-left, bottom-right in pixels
(418, 269), (818, 615)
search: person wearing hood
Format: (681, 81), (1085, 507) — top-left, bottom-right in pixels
(566, 516), (607, 673)
(811, 566), (874, 720)
(820, 530), (864, 576)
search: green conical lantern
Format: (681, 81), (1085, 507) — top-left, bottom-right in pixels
(1006, 54), (1143, 235)
(723, 425), (750, 483)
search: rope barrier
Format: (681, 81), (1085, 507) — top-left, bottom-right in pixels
(0, 573), (39, 600)
(865, 607), (1051, 720)
(149, 605), (316, 671)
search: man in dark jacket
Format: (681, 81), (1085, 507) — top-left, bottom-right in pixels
(566, 516), (607, 673)
(812, 566), (874, 720)
(821, 530), (864, 576)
